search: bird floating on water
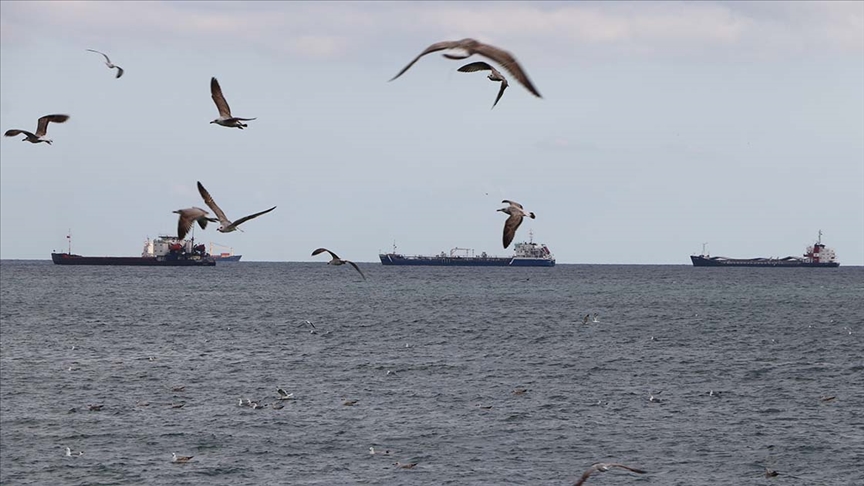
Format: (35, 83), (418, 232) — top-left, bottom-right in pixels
(393, 462), (418, 469)
(209, 77), (256, 129)
(497, 200), (535, 249)
(370, 447), (392, 455)
(457, 61), (509, 109)
(390, 38), (541, 98)
(172, 453), (193, 463)
(196, 181), (276, 234)
(342, 399), (359, 406)
(572, 462), (647, 486)
(4, 114), (70, 145)
(312, 248), (366, 281)
(65, 447), (84, 457)
(86, 49), (124, 78)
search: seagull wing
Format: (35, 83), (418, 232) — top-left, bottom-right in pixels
(86, 49), (111, 64)
(277, 388), (288, 397)
(312, 247), (338, 259)
(502, 200), (524, 209)
(35, 114), (70, 137)
(346, 260), (367, 281)
(502, 212), (524, 249)
(457, 61), (494, 73)
(608, 464), (647, 474)
(115, 66), (124, 78)
(473, 42), (542, 98)
(176, 210), (196, 240)
(492, 78), (508, 109)
(210, 77), (233, 117)
(572, 466), (600, 486)
(4, 129), (36, 138)
(228, 206), (276, 230)
(196, 181), (230, 225)
(390, 40), (460, 81)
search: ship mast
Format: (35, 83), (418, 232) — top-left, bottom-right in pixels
(67, 228), (71, 255)
(817, 229), (822, 245)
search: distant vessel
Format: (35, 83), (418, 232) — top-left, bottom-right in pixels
(380, 231), (555, 267)
(51, 233), (216, 266)
(209, 242), (242, 262)
(690, 231), (839, 268)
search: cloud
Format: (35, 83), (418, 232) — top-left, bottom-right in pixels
(1, 1), (861, 61)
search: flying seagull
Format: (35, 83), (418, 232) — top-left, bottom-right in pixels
(312, 248), (366, 281)
(86, 49), (124, 78)
(497, 200), (535, 249)
(196, 181), (276, 234)
(172, 453), (193, 463)
(572, 463), (647, 486)
(210, 77), (256, 129)
(390, 38), (541, 98)
(457, 61), (509, 109)
(173, 207), (218, 240)
(4, 114), (70, 145)
(277, 388), (295, 400)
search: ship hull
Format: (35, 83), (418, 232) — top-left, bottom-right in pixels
(213, 255), (242, 262)
(51, 253), (216, 266)
(379, 254), (554, 267)
(690, 256), (839, 268)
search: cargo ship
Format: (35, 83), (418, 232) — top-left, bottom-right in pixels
(690, 231), (839, 268)
(209, 242), (242, 262)
(51, 234), (216, 266)
(379, 232), (555, 267)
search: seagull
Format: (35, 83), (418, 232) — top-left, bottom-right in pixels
(171, 403), (185, 409)
(88, 404), (103, 412)
(765, 468), (779, 478)
(196, 181), (276, 234)
(209, 77), (256, 129)
(393, 462), (418, 469)
(820, 395), (836, 402)
(342, 399), (359, 406)
(497, 200), (535, 249)
(592, 313), (600, 323)
(513, 388), (528, 395)
(271, 402), (285, 410)
(390, 38), (541, 98)
(171, 386), (186, 392)
(5, 114), (70, 145)
(65, 447), (84, 457)
(173, 207), (218, 240)
(369, 447), (392, 455)
(172, 453), (193, 463)
(86, 49), (124, 78)
(457, 61), (509, 109)
(311, 248), (366, 281)
(582, 314), (590, 325)
(250, 401), (265, 409)
(277, 388), (295, 400)
(572, 463), (647, 485)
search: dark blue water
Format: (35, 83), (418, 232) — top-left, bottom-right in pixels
(1, 261), (862, 485)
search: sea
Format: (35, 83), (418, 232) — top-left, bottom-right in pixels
(1, 260), (862, 486)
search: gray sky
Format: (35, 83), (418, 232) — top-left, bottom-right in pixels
(2, 1), (862, 264)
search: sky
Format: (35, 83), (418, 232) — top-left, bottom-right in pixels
(1, 1), (862, 264)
